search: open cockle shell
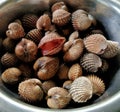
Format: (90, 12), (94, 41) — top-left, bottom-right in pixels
(69, 76), (93, 103)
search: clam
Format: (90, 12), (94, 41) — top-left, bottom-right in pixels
(33, 56), (59, 80)
(18, 78), (43, 102)
(1, 52), (18, 67)
(47, 87), (71, 109)
(84, 34), (108, 54)
(68, 63), (82, 81)
(63, 39), (84, 62)
(15, 38), (38, 62)
(38, 32), (66, 56)
(69, 76), (93, 103)
(36, 14), (51, 31)
(68, 31), (79, 41)
(1, 67), (22, 85)
(63, 80), (72, 90)
(80, 53), (102, 73)
(101, 40), (120, 58)
(87, 75), (105, 96)
(52, 9), (71, 26)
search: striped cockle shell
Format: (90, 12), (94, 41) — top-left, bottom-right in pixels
(87, 75), (105, 96)
(69, 76), (93, 103)
(63, 80), (73, 90)
(68, 63), (82, 81)
(52, 9), (71, 26)
(36, 14), (51, 31)
(63, 39), (84, 62)
(47, 87), (71, 109)
(101, 40), (120, 58)
(18, 78), (43, 102)
(80, 53), (102, 73)
(72, 9), (92, 31)
(26, 29), (42, 45)
(1, 67), (22, 84)
(38, 32), (66, 56)
(84, 34), (108, 54)
(1, 52), (18, 67)
(33, 56), (59, 80)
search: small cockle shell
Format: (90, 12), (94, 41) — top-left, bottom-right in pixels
(26, 29), (42, 45)
(68, 31), (79, 41)
(69, 76), (93, 103)
(1, 67), (22, 85)
(72, 9), (92, 31)
(6, 22), (25, 39)
(18, 78), (43, 102)
(36, 14), (51, 31)
(52, 9), (71, 26)
(84, 34), (108, 54)
(33, 56), (59, 80)
(1, 52), (18, 67)
(47, 87), (71, 109)
(63, 39), (84, 62)
(42, 80), (56, 94)
(38, 32), (66, 56)
(51, 1), (68, 12)
(15, 38), (38, 62)
(101, 40), (120, 58)
(80, 53), (102, 73)
(63, 80), (72, 90)
(100, 59), (109, 72)
(87, 75), (105, 96)
(68, 63), (82, 81)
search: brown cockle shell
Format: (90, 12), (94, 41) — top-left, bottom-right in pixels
(15, 38), (38, 62)
(87, 75), (105, 96)
(63, 80), (72, 90)
(72, 9), (92, 31)
(101, 59), (109, 72)
(52, 9), (71, 26)
(63, 39), (84, 62)
(6, 22), (25, 39)
(80, 53), (102, 73)
(84, 34), (108, 54)
(69, 76), (93, 103)
(47, 87), (71, 109)
(26, 29), (42, 45)
(38, 32), (66, 56)
(42, 80), (56, 94)
(1, 67), (22, 85)
(1, 52), (18, 67)
(33, 56), (59, 80)
(68, 31), (79, 41)
(18, 78), (43, 102)
(36, 14), (51, 31)
(68, 63), (82, 81)
(101, 40), (120, 58)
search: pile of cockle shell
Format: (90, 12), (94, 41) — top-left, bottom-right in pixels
(0, 1), (120, 109)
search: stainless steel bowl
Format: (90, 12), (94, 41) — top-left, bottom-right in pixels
(0, 0), (120, 112)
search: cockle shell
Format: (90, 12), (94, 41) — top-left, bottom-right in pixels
(51, 1), (68, 12)
(15, 38), (38, 62)
(84, 34), (108, 54)
(87, 75), (105, 96)
(57, 63), (69, 80)
(52, 9), (71, 26)
(6, 22), (25, 39)
(63, 80), (73, 90)
(38, 32), (66, 56)
(33, 56), (59, 80)
(42, 80), (56, 94)
(36, 14), (51, 31)
(72, 9), (92, 31)
(69, 76), (93, 103)
(101, 40), (120, 58)
(1, 67), (22, 84)
(47, 87), (71, 109)
(63, 41), (73, 52)
(26, 29), (42, 45)
(68, 31), (79, 41)
(18, 78), (43, 102)
(68, 63), (82, 81)
(101, 59), (109, 72)
(63, 39), (84, 62)
(1, 52), (18, 67)
(80, 53), (102, 73)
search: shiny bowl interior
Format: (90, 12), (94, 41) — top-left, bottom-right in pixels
(0, 0), (120, 112)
